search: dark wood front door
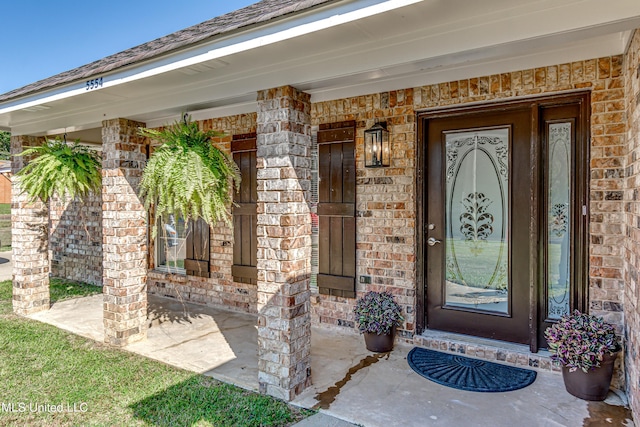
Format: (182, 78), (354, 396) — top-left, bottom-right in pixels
(419, 93), (588, 349)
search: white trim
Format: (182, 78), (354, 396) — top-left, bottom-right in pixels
(0, 0), (423, 116)
(153, 265), (187, 276)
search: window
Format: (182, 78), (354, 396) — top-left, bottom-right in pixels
(156, 215), (188, 273)
(155, 215), (211, 277)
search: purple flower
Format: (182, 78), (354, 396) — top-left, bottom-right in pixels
(544, 310), (620, 373)
(354, 291), (404, 335)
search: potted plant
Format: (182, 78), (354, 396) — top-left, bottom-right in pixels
(354, 291), (404, 352)
(545, 310), (622, 401)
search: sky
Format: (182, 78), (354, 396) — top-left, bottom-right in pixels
(0, 0), (256, 95)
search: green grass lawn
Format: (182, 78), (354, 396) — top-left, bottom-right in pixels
(446, 238), (507, 289)
(0, 223), (10, 251)
(446, 238), (566, 291)
(0, 203), (10, 250)
(48, 278), (103, 302)
(0, 279), (312, 426)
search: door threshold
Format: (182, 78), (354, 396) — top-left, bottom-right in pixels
(415, 329), (559, 374)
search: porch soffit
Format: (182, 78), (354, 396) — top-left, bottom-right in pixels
(2, 0), (640, 139)
(0, 0), (337, 104)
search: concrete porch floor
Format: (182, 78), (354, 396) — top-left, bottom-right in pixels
(29, 293), (634, 427)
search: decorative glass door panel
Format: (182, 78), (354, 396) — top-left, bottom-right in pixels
(547, 122), (571, 319)
(444, 128), (509, 314)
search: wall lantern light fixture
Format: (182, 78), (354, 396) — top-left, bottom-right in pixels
(364, 121), (390, 168)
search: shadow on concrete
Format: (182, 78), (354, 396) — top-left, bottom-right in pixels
(126, 294), (260, 391)
(147, 294), (206, 327)
(0, 257), (8, 264)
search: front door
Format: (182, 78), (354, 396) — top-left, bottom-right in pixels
(419, 93), (588, 349)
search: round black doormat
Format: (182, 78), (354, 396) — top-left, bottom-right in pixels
(407, 347), (537, 392)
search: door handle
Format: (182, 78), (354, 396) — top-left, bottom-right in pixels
(427, 237), (442, 246)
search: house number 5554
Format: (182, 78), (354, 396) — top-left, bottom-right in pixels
(86, 77), (103, 91)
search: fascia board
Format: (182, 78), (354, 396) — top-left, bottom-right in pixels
(0, 0), (423, 117)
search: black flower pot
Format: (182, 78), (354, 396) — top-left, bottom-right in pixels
(363, 326), (396, 352)
(561, 351), (619, 401)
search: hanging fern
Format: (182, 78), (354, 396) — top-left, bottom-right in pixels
(138, 118), (240, 237)
(16, 138), (102, 202)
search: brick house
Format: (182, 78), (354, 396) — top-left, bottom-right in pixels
(2, 0), (640, 414)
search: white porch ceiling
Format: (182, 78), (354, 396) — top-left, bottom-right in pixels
(2, 0), (640, 141)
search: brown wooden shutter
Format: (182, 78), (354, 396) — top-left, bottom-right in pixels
(184, 217), (210, 277)
(317, 121), (356, 298)
(231, 133), (257, 284)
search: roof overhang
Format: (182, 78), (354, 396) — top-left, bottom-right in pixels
(2, 0), (640, 140)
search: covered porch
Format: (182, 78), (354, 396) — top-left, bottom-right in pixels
(3, 0), (640, 421)
(29, 292), (633, 427)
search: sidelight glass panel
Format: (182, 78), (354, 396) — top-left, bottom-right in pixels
(444, 128), (509, 313)
(547, 122), (571, 319)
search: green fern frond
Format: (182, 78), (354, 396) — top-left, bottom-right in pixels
(139, 117), (241, 238)
(16, 138), (102, 202)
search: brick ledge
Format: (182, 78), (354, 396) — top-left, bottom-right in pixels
(414, 330), (560, 373)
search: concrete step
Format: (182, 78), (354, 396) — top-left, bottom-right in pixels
(414, 329), (559, 373)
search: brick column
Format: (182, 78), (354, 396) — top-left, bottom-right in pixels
(256, 86), (312, 401)
(11, 135), (50, 315)
(102, 118), (148, 346)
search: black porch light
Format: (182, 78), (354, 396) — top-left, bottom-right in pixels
(364, 121), (390, 167)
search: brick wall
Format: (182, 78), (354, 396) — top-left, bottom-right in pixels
(147, 113), (258, 313)
(310, 55), (627, 346)
(49, 193), (102, 286)
(624, 28), (640, 422)
(310, 93), (417, 338)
